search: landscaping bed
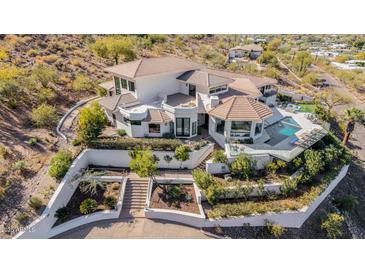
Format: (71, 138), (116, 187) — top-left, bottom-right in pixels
(87, 136), (208, 151)
(149, 183), (200, 214)
(53, 181), (121, 226)
(195, 132), (352, 219)
(87, 166), (129, 177)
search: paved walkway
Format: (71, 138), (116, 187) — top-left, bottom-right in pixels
(55, 218), (212, 239)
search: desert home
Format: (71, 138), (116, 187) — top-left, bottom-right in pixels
(99, 56), (327, 168)
(227, 44), (263, 63)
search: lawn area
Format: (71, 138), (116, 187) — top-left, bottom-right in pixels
(298, 103), (316, 113)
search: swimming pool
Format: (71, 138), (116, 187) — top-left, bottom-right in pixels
(265, 117), (301, 146)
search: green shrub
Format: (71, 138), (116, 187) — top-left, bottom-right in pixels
(292, 157), (303, 169)
(14, 160), (26, 171)
(79, 179), (106, 196)
(167, 185), (182, 200)
(230, 154), (255, 179)
(276, 160), (286, 169)
(77, 102), (107, 143)
(265, 162), (278, 174)
(36, 87), (56, 103)
(15, 212), (29, 224)
(96, 86), (107, 96)
(28, 196), (43, 210)
(192, 169), (214, 190)
(54, 207), (70, 221)
(148, 34), (167, 44)
(206, 182), (224, 205)
(25, 137), (39, 146)
(48, 150), (72, 179)
(321, 213), (345, 239)
(117, 129), (126, 136)
(0, 146), (8, 159)
(304, 149), (324, 178)
(103, 196), (117, 209)
(256, 179), (265, 198)
(212, 150), (228, 164)
(280, 177), (298, 197)
(72, 74), (94, 92)
(265, 221), (285, 238)
(71, 138), (82, 146)
(31, 103), (58, 128)
(174, 145), (190, 167)
(79, 198), (98, 214)
(334, 195), (358, 211)
(31, 64), (58, 87)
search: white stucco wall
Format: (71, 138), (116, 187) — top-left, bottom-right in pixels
(135, 73), (184, 104)
(143, 164), (349, 229)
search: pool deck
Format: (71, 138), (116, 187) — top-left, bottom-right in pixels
(226, 107), (327, 161)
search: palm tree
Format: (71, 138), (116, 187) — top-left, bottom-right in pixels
(342, 107), (364, 145)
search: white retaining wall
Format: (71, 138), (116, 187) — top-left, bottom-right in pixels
(86, 143), (214, 169)
(15, 144), (213, 238)
(145, 179), (206, 227)
(145, 165), (349, 228)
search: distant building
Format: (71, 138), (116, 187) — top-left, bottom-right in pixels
(227, 44), (263, 63)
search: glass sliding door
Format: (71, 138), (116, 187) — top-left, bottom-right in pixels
(176, 118), (190, 137)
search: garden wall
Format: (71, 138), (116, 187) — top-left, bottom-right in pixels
(86, 143), (214, 169)
(15, 144), (213, 239)
(145, 165), (349, 229)
(145, 178), (206, 227)
(14, 148), (129, 239)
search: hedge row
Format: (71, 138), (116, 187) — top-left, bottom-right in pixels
(88, 137), (208, 151)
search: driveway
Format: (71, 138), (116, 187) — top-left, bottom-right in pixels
(55, 218), (213, 239)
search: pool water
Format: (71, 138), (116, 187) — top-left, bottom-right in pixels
(265, 117), (301, 146)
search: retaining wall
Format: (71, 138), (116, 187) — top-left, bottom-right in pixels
(145, 165), (349, 228)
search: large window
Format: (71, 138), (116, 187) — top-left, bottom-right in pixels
(121, 78), (127, 89)
(215, 118), (225, 135)
(114, 77), (121, 95)
(209, 85), (227, 95)
(231, 121), (251, 131)
(192, 121), (197, 135)
(128, 81), (135, 92)
(176, 118), (190, 137)
(149, 123), (160, 134)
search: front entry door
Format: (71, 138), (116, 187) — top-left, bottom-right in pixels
(176, 118), (190, 137)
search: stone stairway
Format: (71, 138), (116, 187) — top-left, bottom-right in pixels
(120, 179), (149, 218)
(197, 151), (214, 170)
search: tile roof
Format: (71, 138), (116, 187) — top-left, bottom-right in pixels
(105, 56), (202, 78)
(202, 68), (277, 88)
(228, 78), (262, 97)
(98, 93), (138, 112)
(208, 96), (273, 121)
(144, 109), (172, 123)
(177, 70), (234, 87)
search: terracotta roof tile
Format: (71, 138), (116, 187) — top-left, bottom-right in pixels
(144, 109), (172, 123)
(99, 93), (138, 112)
(105, 56), (202, 78)
(208, 96), (273, 121)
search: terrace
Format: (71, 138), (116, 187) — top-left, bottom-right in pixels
(225, 107), (328, 163)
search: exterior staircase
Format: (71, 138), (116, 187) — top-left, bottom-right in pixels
(120, 179), (149, 218)
(197, 151), (214, 170)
